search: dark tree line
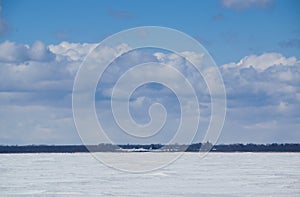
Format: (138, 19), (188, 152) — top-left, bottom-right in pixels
(212, 143), (300, 152)
(0, 143), (300, 153)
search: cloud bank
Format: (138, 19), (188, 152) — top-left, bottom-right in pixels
(0, 40), (299, 144)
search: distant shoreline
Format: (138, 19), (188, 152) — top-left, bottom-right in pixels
(0, 143), (299, 153)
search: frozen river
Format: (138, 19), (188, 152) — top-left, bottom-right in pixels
(1, 152), (299, 196)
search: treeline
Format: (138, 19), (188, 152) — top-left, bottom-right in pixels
(212, 143), (300, 152)
(0, 143), (299, 153)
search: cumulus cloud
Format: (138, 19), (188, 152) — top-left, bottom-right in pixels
(3, 48), (153, 142)
(49, 41), (97, 62)
(222, 52), (297, 71)
(221, 53), (300, 101)
(0, 41), (55, 63)
(0, 41), (136, 144)
(0, 40), (299, 144)
(28, 41), (55, 61)
(221, 0), (274, 10)
(0, 41), (28, 63)
(220, 52), (300, 143)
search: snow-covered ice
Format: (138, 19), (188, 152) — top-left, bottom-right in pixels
(0, 152), (299, 196)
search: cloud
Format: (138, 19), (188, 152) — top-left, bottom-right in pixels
(220, 105), (300, 143)
(49, 41), (97, 62)
(0, 41), (28, 63)
(0, 41), (55, 63)
(219, 52), (300, 143)
(29, 41), (56, 61)
(221, 52), (300, 114)
(0, 105), (79, 144)
(0, 41), (132, 93)
(0, 41), (135, 144)
(222, 52), (297, 71)
(221, 0), (274, 10)
(279, 38), (300, 49)
(0, 40), (299, 144)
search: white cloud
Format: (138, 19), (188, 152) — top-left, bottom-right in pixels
(0, 41), (28, 62)
(222, 53), (297, 71)
(49, 41), (97, 62)
(221, 0), (273, 10)
(0, 40), (299, 144)
(0, 41), (132, 92)
(221, 53), (300, 103)
(28, 41), (55, 61)
(0, 41), (133, 144)
(219, 52), (300, 143)
(0, 41), (55, 63)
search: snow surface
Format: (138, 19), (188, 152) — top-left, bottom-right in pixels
(0, 153), (299, 196)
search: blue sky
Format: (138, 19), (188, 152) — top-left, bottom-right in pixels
(0, 0), (299, 145)
(2, 0), (300, 64)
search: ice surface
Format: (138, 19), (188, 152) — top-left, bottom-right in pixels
(0, 153), (299, 196)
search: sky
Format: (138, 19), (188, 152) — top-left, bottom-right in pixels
(0, 0), (299, 145)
